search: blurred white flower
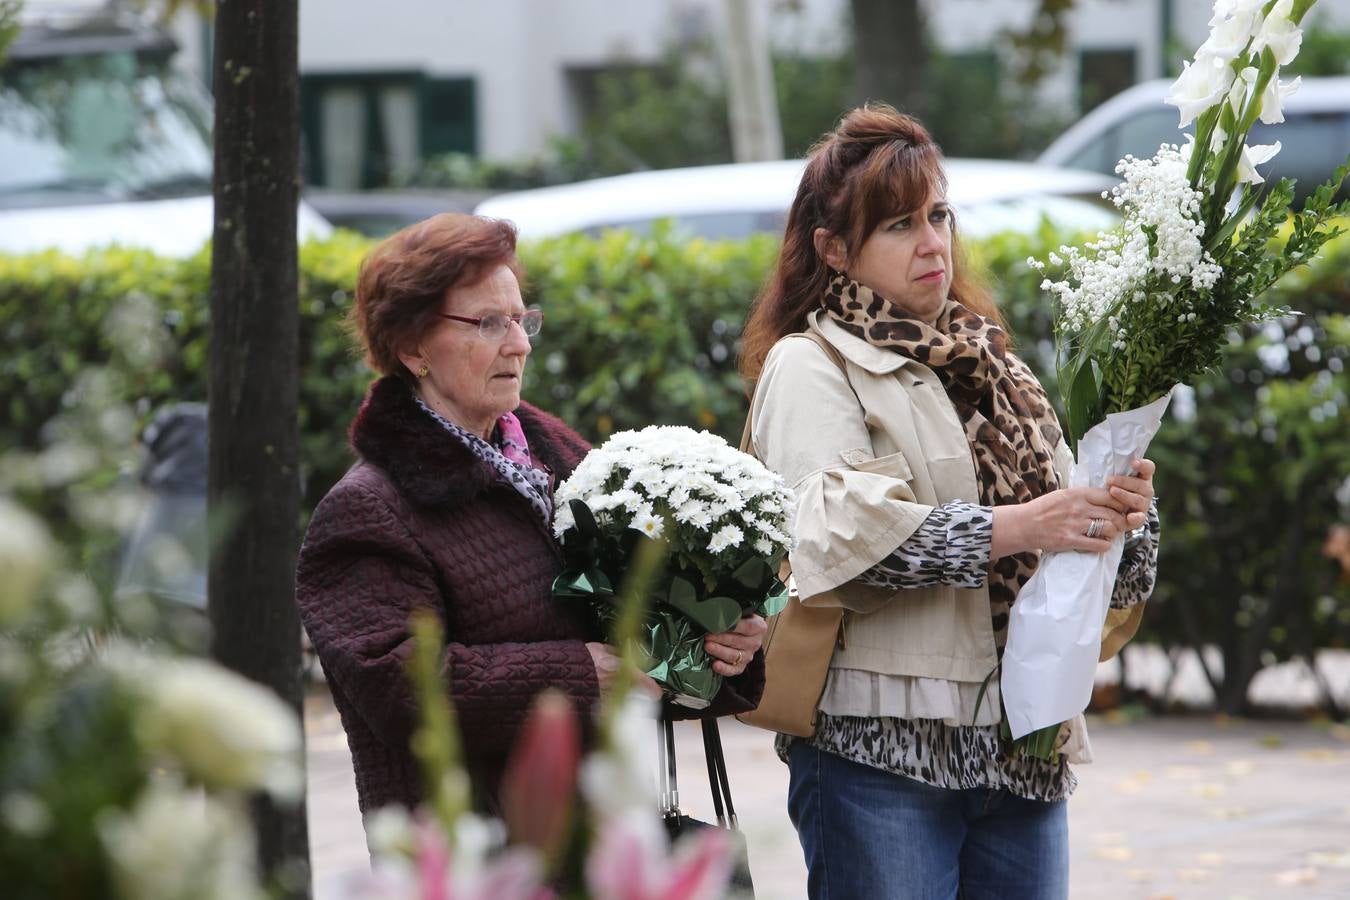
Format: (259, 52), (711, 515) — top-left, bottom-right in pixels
(107, 650), (304, 799)
(580, 688), (659, 814)
(97, 781), (264, 900)
(1237, 141), (1282, 184)
(0, 497), (54, 626)
(1, 791), (53, 838)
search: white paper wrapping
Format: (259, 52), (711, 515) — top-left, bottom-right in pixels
(1000, 392), (1172, 740)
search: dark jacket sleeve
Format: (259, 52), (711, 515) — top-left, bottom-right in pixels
(665, 651), (766, 722)
(295, 479), (600, 761)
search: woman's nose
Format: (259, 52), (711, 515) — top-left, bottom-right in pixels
(501, 319), (532, 355)
(917, 220), (947, 255)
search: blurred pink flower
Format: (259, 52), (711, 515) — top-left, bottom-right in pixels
(586, 811), (733, 900)
(500, 690), (581, 858)
(347, 817), (553, 900)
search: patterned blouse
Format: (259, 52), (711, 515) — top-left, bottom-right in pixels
(777, 500), (1161, 802)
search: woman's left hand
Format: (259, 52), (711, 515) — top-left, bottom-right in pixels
(1107, 457), (1156, 531)
(704, 614), (768, 677)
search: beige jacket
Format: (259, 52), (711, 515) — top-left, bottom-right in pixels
(751, 310), (1075, 685)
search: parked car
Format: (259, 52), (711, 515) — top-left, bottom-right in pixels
(303, 188), (493, 238)
(1038, 76), (1350, 202)
(473, 158), (1120, 241)
(0, 2), (330, 256)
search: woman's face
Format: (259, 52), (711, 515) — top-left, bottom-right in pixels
(835, 192), (954, 323)
(402, 264), (533, 438)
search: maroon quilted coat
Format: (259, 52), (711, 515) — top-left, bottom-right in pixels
(296, 375), (764, 818)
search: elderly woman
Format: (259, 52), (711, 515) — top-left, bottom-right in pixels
(296, 213), (766, 820)
(739, 106), (1160, 899)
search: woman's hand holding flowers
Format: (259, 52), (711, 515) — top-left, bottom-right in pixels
(703, 614), (767, 677)
(992, 458), (1155, 557)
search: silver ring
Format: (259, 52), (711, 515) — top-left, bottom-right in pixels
(1085, 518), (1105, 539)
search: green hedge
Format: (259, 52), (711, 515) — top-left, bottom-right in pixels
(2, 224), (1347, 713)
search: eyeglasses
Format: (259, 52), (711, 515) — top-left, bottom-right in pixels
(439, 309), (544, 341)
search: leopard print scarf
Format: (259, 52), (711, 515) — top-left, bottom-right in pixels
(822, 274), (1064, 649)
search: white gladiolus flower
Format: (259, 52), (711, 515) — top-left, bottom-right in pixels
(1253, 0), (1304, 65)
(1258, 75), (1301, 124)
(107, 651), (304, 799)
(97, 782), (264, 900)
(1237, 141), (1282, 184)
(1201, 0), (1264, 60)
(0, 497), (53, 627)
(1166, 55), (1234, 127)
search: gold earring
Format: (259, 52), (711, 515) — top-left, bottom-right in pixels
(417, 364), (429, 378)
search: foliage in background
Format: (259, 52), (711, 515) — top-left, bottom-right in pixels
(0, 0), (20, 66)
(1284, 17), (1350, 75)
(2, 223), (1347, 714)
(0, 311), (303, 899)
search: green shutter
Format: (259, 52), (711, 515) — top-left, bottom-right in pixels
(418, 77), (476, 157)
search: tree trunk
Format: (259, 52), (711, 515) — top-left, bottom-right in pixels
(720, 0), (784, 161)
(848, 0), (929, 117)
(208, 1), (310, 896)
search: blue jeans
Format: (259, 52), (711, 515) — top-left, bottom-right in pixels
(786, 741), (1068, 900)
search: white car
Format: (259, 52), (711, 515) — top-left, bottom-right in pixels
(474, 158), (1119, 241)
(0, 4), (330, 257)
(1038, 76), (1350, 202)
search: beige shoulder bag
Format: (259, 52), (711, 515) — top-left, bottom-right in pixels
(736, 331), (848, 737)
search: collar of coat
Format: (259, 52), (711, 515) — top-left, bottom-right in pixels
(807, 308), (916, 376)
(349, 374), (590, 509)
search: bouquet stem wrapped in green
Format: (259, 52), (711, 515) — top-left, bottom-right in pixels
(551, 426), (793, 708)
(1005, 0), (1349, 758)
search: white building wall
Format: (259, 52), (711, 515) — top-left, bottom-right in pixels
(169, 0), (1350, 162)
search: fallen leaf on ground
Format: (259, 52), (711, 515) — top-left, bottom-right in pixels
(1299, 748), (1337, 762)
(1097, 846), (1135, 862)
(1275, 867), (1318, 885)
(1185, 740), (1214, 755)
(1197, 852), (1225, 866)
(1191, 783), (1226, 799)
(1307, 851), (1350, 868)
(1209, 806), (1249, 820)
(1260, 733), (1284, 748)
(1225, 760), (1254, 777)
(1177, 868), (1211, 882)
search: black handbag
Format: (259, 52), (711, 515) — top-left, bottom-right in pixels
(658, 715), (755, 897)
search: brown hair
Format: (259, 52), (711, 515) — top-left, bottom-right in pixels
(349, 213), (524, 381)
(738, 104), (1002, 382)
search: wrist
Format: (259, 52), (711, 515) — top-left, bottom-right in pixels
(991, 503), (1035, 558)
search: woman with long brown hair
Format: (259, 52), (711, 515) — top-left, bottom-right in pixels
(741, 106), (1161, 898)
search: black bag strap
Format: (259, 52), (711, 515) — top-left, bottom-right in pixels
(657, 713), (740, 830)
(702, 717), (737, 828)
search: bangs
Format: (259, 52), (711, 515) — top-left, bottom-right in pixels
(847, 140), (947, 251)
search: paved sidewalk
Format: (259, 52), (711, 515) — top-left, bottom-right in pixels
(306, 693), (1350, 900)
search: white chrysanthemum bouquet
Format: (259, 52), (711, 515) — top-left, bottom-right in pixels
(552, 426), (794, 707)
(1004, 0), (1349, 754)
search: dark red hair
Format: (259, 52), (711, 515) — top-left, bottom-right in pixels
(739, 104), (1001, 382)
(349, 213), (524, 381)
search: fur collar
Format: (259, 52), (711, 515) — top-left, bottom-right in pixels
(350, 375), (590, 509)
